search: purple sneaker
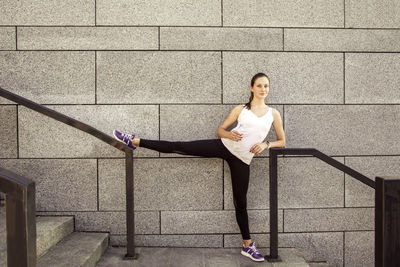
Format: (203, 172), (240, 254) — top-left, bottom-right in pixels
(113, 130), (136, 150)
(241, 241), (265, 262)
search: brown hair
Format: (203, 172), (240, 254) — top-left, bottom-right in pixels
(244, 73), (270, 110)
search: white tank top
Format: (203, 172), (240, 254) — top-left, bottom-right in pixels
(221, 105), (274, 165)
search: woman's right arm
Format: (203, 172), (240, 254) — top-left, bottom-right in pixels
(217, 105), (243, 141)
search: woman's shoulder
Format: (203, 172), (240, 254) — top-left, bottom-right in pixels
(230, 104), (246, 117)
(270, 107), (281, 119)
(234, 104), (246, 111)
(270, 107), (279, 114)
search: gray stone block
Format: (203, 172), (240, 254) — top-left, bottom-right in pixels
(0, 106), (17, 158)
(223, 52), (343, 104)
(345, 231), (374, 267)
(99, 158), (223, 211)
(74, 212), (159, 235)
(345, 156), (400, 207)
(346, 53), (400, 104)
(18, 105), (158, 158)
(285, 29), (400, 52)
(160, 27), (282, 51)
(0, 27), (15, 50)
(97, 0), (221, 26)
(36, 211), (159, 235)
(110, 234), (223, 247)
(161, 210), (283, 234)
(224, 157), (344, 210)
(0, 51), (94, 104)
(284, 208), (374, 232)
(160, 105), (233, 143)
(345, 0), (400, 28)
(0, 159), (97, 211)
(285, 105), (400, 155)
(97, 51), (221, 104)
(224, 232), (343, 266)
(18, 27), (158, 50)
(0, 0), (94, 26)
(223, 0), (343, 27)
(278, 157), (344, 209)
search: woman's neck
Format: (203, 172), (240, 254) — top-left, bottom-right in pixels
(250, 98), (266, 107)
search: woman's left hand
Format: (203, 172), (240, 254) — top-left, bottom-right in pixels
(250, 143), (268, 155)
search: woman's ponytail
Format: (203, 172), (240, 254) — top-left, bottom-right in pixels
(244, 92), (254, 110)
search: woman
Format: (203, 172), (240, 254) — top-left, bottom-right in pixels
(113, 73), (286, 262)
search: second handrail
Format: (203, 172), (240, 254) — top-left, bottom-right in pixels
(266, 147), (375, 262)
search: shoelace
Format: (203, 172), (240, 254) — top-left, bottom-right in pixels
(249, 245), (261, 256)
(122, 133), (133, 143)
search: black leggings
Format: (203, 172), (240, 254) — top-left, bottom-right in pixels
(140, 138), (251, 240)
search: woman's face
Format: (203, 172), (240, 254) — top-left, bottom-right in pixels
(251, 76), (269, 99)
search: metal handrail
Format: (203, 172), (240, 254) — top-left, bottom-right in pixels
(0, 167), (36, 266)
(272, 148), (375, 188)
(266, 147), (376, 262)
(0, 87), (137, 260)
(0, 87), (129, 153)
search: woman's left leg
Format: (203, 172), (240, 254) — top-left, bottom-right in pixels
(226, 156), (251, 241)
(228, 158), (265, 261)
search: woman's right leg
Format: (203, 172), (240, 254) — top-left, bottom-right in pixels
(138, 138), (231, 159)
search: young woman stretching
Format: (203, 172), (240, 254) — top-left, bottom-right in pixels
(113, 73), (286, 262)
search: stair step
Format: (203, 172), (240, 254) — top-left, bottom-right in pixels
(97, 246), (312, 266)
(37, 232), (109, 267)
(0, 212), (74, 259)
(308, 262), (329, 267)
(276, 248), (310, 266)
(36, 216), (74, 257)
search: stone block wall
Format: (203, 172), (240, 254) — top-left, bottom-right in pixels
(1, 1), (400, 266)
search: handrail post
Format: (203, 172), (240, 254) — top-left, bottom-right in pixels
(0, 169), (37, 267)
(124, 150), (137, 259)
(375, 176), (400, 267)
(266, 149), (281, 262)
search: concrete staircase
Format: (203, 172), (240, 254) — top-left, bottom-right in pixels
(0, 209), (108, 267)
(1, 207), (329, 266)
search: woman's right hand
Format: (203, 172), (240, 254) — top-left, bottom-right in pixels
(216, 104), (245, 140)
(229, 130), (243, 142)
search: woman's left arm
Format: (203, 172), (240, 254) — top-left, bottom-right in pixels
(268, 108), (286, 149)
(250, 108), (286, 154)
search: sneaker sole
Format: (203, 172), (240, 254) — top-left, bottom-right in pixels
(241, 250), (265, 262)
